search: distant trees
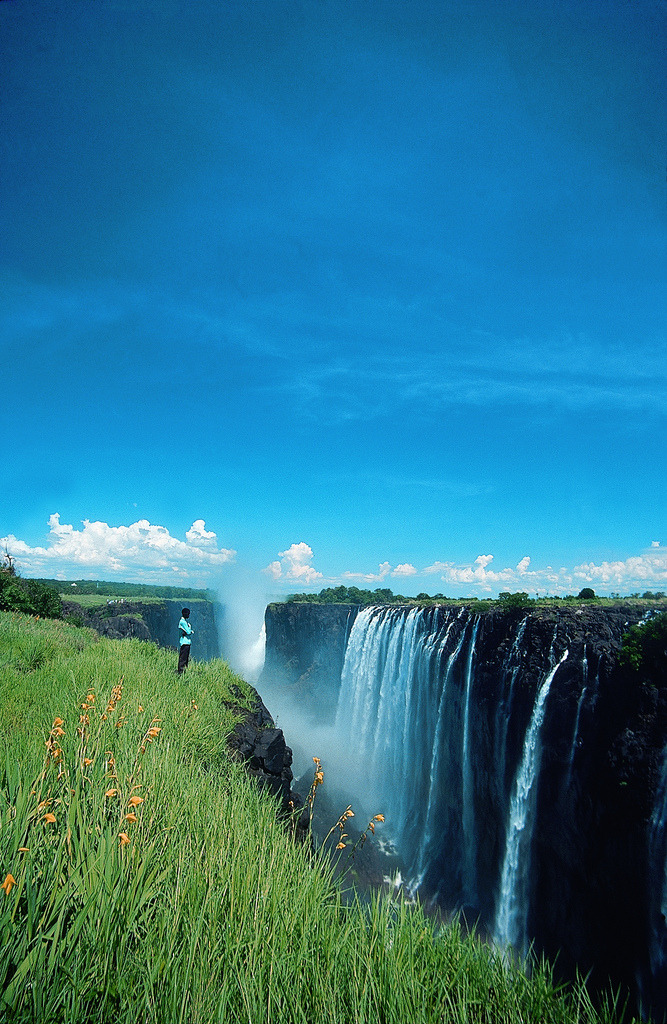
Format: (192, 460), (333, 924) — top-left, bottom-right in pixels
(287, 586), (418, 606)
(33, 578), (214, 601)
(497, 591), (534, 609)
(0, 555), (62, 618)
(285, 585), (666, 608)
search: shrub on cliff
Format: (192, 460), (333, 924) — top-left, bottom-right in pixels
(0, 555), (62, 618)
(618, 612), (667, 679)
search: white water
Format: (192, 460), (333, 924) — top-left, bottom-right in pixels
(494, 645), (569, 951)
(461, 618), (480, 903)
(495, 616), (528, 790)
(243, 622), (266, 682)
(336, 607), (424, 827)
(336, 605), (475, 861)
(412, 621), (467, 885)
(565, 645), (588, 786)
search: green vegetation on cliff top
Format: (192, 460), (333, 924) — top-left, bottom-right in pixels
(0, 612), (632, 1022)
(285, 584), (667, 608)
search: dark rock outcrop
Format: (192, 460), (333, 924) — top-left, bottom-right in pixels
(226, 684), (307, 833)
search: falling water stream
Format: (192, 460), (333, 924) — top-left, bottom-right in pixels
(493, 645), (569, 951)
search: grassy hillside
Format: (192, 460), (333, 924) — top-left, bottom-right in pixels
(0, 613), (631, 1023)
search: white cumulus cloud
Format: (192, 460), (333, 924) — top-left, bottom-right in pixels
(393, 563), (417, 577)
(185, 520), (218, 547)
(573, 546), (667, 587)
(1, 514), (235, 580)
(263, 542), (322, 586)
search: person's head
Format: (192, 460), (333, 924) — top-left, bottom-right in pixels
(182, 607), (190, 618)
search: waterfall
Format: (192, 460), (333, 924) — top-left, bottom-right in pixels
(461, 618), (480, 903)
(565, 644), (588, 786)
(336, 605), (474, 873)
(336, 606), (459, 847)
(267, 598), (664, 1017)
(412, 617), (467, 887)
(336, 606), (563, 921)
(495, 615), (528, 804)
(494, 644), (569, 952)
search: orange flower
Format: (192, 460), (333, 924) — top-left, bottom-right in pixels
(2, 873), (16, 895)
(52, 726), (65, 737)
(374, 814), (385, 822)
(336, 842), (346, 850)
(42, 813), (56, 824)
(105, 789), (118, 798)
(118, 832), (130, 846)
(83, 758), (93, 766)
(52, 717), (64, 727)
(127, 796), (144, 807)
(138, 705), (144, 713)
(146, 727), (161, 739)
(124, 812), (138, 823)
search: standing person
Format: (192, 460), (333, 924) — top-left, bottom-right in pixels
(177, 607), (194, 673)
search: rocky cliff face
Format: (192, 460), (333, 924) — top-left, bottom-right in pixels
(225, 682), (305, 832)
(261, 602), (357, 717)
(63, 598), (222, 660)
(261, 599), (667, 1014)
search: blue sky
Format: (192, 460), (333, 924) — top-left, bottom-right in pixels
(2, 0), (666, 597)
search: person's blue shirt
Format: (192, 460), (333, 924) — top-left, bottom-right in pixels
(179, 616), (193, 646)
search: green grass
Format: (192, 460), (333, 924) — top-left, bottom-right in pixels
(0, 612), (634, 1023)
(60, 593), (171, 608)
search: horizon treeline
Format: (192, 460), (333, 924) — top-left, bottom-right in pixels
(33, 578), (216, 601)
(285, 585), (667, 606)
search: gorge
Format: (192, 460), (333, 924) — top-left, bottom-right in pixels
(260, 600), (667, 1017)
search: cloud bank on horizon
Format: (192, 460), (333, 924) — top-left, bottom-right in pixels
(2, 516), (665, 597)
